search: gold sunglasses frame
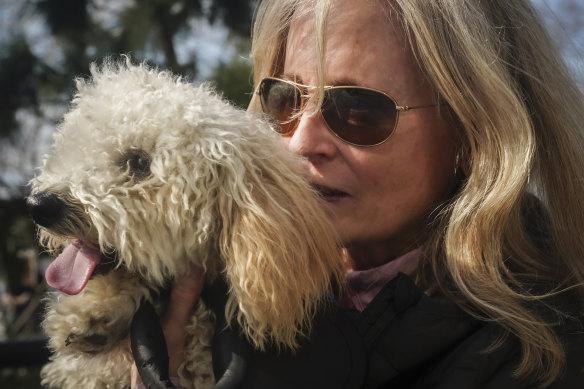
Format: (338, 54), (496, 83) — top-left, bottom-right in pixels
(257, 77), (437, 147)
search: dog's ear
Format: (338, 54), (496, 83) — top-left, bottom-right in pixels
(217, 149), (344, 351)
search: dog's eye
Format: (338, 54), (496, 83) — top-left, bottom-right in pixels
(119, 149), (151, 180)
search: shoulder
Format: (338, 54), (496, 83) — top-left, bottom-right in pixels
(358, 274), (584, 389)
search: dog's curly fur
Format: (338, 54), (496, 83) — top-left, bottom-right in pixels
(29, 58), (344, 389)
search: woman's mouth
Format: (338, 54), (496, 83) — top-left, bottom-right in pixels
(311, 184), (348, 202)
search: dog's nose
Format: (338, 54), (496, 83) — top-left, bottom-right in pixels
(27, 191), (65, 228)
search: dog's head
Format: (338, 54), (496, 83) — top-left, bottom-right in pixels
(28, 58), (344, 349)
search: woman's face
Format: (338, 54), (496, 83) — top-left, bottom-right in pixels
(282, 0), (459, 268)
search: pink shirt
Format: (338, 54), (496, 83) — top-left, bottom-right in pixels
(341, 248), (421, 311)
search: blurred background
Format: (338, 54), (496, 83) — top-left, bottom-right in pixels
(0, 0), (582, 387)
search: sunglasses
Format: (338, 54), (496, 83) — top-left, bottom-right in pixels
(257, 77), (437, 147)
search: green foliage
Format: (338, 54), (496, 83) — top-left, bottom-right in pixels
(0, 38), (38, 138)
(0, 0), (256, 143)
(211, 57), (254, 108)
(37, 0), (89, 35)
(209, 0), (255, 36)
(210, 38), (254, 108)
(115, 0), (204, 75)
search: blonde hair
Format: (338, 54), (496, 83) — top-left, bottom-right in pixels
(250, 0), (584, 386)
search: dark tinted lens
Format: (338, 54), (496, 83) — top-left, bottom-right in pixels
(259, 79), (302, 134)
(321, 87), (397, 146)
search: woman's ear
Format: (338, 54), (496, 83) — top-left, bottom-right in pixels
(218, 161), (344, 351)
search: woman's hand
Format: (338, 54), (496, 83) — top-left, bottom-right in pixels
(131, 264), (205, 387)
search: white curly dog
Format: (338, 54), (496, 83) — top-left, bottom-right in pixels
(27, 59), (344, 389)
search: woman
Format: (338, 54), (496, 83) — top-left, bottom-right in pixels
(133, 0), (584, 387)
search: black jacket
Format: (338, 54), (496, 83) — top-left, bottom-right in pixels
(206, 274), (584, 389)
(359, 274), (584, 389)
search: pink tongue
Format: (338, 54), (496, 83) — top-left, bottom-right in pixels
(45, 240), (101, 295)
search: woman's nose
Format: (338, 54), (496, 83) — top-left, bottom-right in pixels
(284, 108), (338, 159)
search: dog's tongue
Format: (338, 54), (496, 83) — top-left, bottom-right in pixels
(45, 240), (100, 295)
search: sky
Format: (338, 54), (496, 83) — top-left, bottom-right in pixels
(533, 0), (584, 79)
(0, 0), (583, 199)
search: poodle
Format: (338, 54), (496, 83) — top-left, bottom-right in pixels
(27, 58), (345, 389)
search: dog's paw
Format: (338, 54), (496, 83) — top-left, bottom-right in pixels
(47, 308), (134, 355)
(43, 271), (149, 354)
(63, 315), (129, 354)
